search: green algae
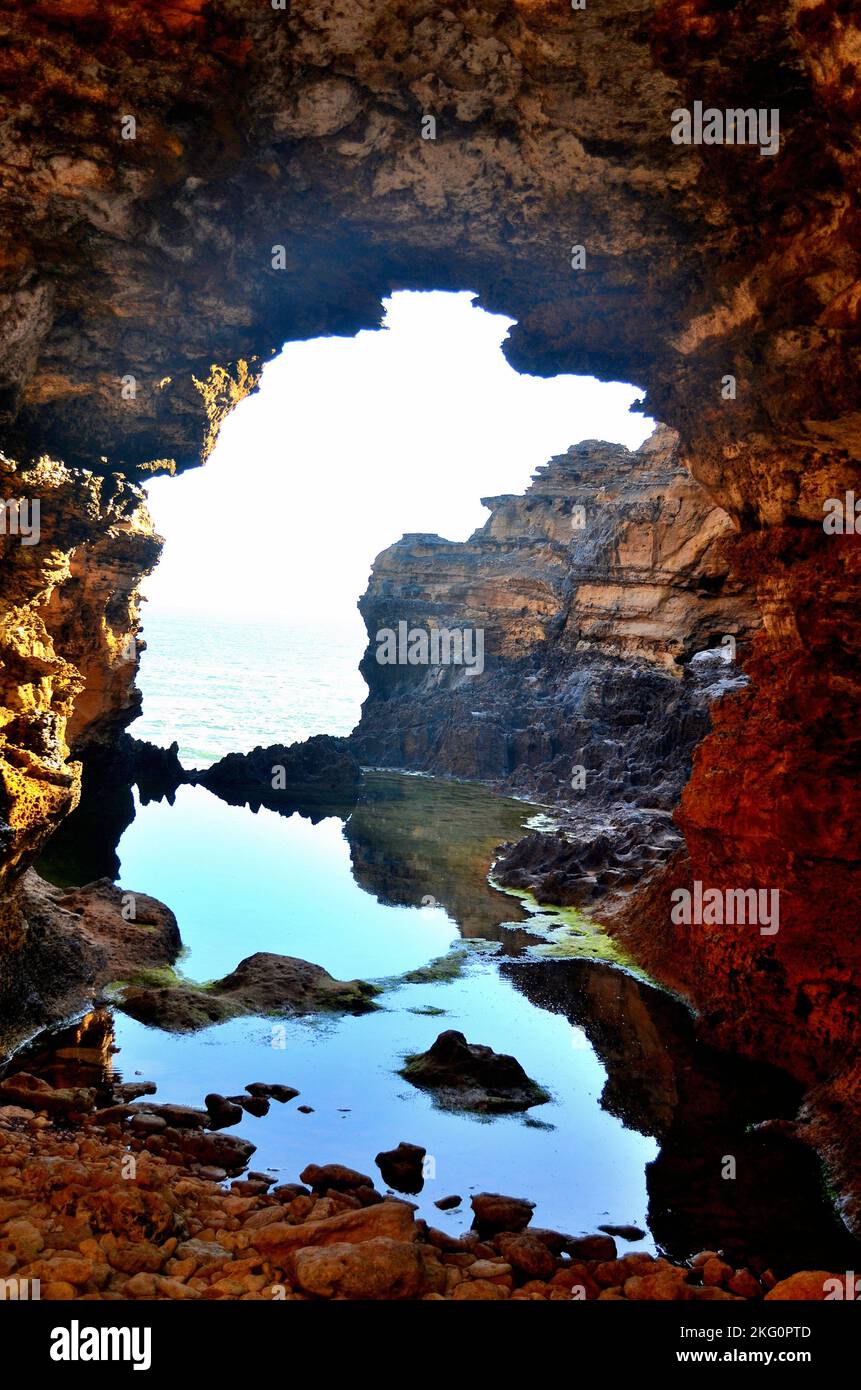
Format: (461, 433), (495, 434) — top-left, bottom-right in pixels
(489, 877), (655, 980)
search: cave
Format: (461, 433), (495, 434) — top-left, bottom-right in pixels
(0, 0), (858, 1330)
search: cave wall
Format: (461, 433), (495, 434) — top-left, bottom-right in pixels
(0, 0), (858, 1090)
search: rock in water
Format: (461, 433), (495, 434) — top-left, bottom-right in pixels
(400, 1030), (550, 1113)
(117, 952), (378, 1032)
(471, 1193), (536, 1235)
(195, 735), (362, 810)
(375, 1142), (427, 1195)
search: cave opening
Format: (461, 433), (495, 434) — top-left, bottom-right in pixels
(132, 288), (652, 768)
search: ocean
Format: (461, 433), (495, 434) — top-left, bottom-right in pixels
(131, 609), (369, 768)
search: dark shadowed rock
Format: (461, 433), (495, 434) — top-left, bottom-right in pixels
(375, 1142), (427, 1195)
(227, 1093), (269, 1118)
(204, 1094), (244, 1129)
(194, 735), (362, 811)
(400, 1029), (550, 1113)
(600, 1223), (646, 1241)
(167, 1130), (255, 1176)
(434, 1194), (462, 1211)
(245, 1083), (299, 1103)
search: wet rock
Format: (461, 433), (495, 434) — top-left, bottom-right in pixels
(169, 1131), (255, 1175)
(114, 1081), (157, 1103)
(272, 1183), (310, 1202)
(434, 1195), (462, 1211)
(598, 1223), (646, 1241)
(471, 1193), (535, 1236)
(245, 1083), (299, 1103)
(134, 1103), (209, 1131)
(215, 953), (378, 1017)
(228, 1094), (269, 1117)
(400, 1030), (550, 1113)
(204, 1094), (244, 1129)
(129, 1113), (167, 1135)
(529, 1228), (574, 1255)
(117, 983), (236, 1033)
(375, 1142), (426, 1195)
(0, 1073), (96, 1117)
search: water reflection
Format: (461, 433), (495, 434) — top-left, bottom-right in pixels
(25, 766), (861, 1271)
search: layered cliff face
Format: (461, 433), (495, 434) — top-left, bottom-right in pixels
(354, 427), (758, 818)
(0, 0), (856, 1164)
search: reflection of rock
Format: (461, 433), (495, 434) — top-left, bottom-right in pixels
(37, 734), (186, 887)
(117, 951), (379, 1033)
(345, 772), (530, 940)
(400, 1030), (550, 1114)
(194, 736), (362, 814)
(504, 958), (861, 1273)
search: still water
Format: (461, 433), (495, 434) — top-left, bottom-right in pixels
(25, 770), (856, 1270)
(106, 773), (657, 1243)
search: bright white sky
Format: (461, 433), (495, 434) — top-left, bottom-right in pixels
(142, 290), (652, 623)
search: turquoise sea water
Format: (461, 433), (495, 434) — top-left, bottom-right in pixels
(132, 610), (368, 768)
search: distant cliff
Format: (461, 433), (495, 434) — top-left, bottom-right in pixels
(353, 427), (759, 815)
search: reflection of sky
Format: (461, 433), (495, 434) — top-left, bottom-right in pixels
(113, 782), (658, 1245)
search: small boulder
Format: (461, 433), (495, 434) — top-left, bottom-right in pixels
(400, 1030), (550, 1113)
(471, 1192), (535, 1236)
(375, 1142), (426, 1195)
(204, 1094), (243, 1129)
(288, 1237), (444, 1300)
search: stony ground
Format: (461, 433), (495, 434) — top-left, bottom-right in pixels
(0, 1106), (839, 1302)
